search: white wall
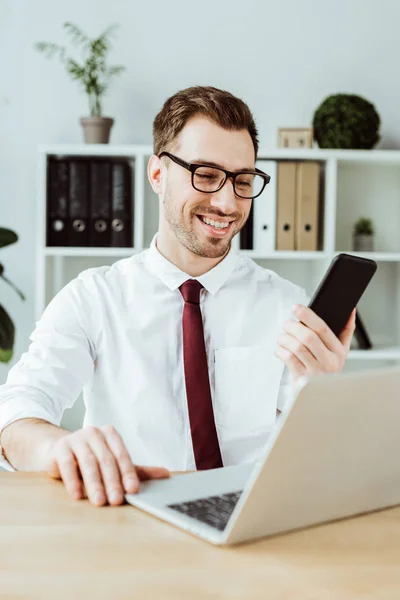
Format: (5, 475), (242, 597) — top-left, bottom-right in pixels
(1, 0), (400, 385)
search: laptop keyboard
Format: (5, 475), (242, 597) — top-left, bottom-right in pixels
(168, 490), (243, 532)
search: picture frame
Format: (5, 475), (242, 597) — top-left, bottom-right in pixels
(278, 127), (314, 148)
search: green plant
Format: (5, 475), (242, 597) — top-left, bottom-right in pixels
(35, 22), (125, 117)
(354, 218), (374, 236)
(0, 229), (25, 363)
(313, 94), (380, 149)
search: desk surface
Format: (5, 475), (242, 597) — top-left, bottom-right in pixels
(1, 472), (400, 599)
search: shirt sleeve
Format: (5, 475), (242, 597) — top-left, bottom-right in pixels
(0, 275), (97, 465)
(276, 285), (311, 413)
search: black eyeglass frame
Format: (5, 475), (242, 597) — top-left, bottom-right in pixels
(158, 151), (270, 200)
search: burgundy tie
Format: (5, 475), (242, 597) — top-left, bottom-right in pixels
(179, 280), (223, 470)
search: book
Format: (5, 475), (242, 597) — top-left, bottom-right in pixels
(276, 162), (296, 250)
(69, 159), (90, 247)
(252, 160), (277, 254)
(89, 160), (112, 247)
(295, 161), (320, 251)
(240, 204), (254, 250)
(110, 161), (133, 247)
(47, 158), (69, 246)
(354, 312), (373, 349)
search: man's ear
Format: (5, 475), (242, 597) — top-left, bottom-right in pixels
(148, 155), (164, 195)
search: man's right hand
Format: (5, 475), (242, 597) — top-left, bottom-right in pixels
(45, 425), (170, 506)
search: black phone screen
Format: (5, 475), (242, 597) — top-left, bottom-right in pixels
(307, 253), (377, 337)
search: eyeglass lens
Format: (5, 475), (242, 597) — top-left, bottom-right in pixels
(193, 166), (264, 198)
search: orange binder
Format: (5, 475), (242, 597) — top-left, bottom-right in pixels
(295, 162), (320, 251)
(276, 162), (296, 250)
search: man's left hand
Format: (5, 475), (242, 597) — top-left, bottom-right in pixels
(275, 304), (356, 385)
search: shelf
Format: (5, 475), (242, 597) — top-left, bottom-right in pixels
(43, 248), (329, 260)
(239, 250), (329, 260)
(44, 247), (137, 258)
(348, 347), (400, 360)
(39, 145), (400, 164)
(41, 247), (400, 262)
(256, 149), (400, 163)
(39, 144), (154, 157)
(334, 251), (400, 262)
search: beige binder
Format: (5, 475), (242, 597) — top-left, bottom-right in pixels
(276, 162), (296, 250)
(295, 162), (320, 251)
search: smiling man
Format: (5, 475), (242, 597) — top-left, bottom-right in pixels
(0, 86), (355, 506)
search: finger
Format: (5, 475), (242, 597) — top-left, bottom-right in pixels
(338, 308), (357, 350)
(277, 332), (319, 372)
(283, 320), (331, 363)
(274, 344), (305, 381)
(71, 440), (107, 506)
(135, 465), (171, 481)
(87, 428), (126, 505)
(293, 304), (343, 353)
(48, 443), (84, 501)
(100, 425), (140, 495)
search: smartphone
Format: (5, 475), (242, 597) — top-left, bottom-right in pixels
(306, 253), (377, 337)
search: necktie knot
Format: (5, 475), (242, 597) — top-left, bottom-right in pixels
(179, 279), (203, 304)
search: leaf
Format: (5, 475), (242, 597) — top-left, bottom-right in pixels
(0, 348), (13, 363)
(107, 65), (125, 78)
(35, 42), (66, 62)
(63, 22), (90, 49)
(66, 58), (86, 83)
(90, 38), (109, 62)
(0, 228), (18, 249)
(0, 271), (26, 301)
(0, 303), (15, 363)
(98, 24), (119, 45)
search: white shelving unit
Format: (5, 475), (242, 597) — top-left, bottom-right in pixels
(36, 145), (400, 370)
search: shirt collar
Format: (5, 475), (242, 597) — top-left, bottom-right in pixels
(145, 233), (238, 294)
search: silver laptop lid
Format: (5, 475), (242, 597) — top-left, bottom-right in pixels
(223, 366), (400, 545)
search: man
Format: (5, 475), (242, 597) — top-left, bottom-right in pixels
(0, 86), (355, 507)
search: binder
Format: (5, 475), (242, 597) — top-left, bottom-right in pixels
(47, 158), (69, 246)
(276, 162), (296, 250)
(69, 159), (89, 247)
(89, 160), (111, 247)
(354, 312), (373, 349)
(239, 204), (254, 250)
(295, 161), (320, 251)
(110, 161), (133, 247)
(253, 160), (277, 254)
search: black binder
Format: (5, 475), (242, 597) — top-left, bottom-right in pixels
(89, 160), (111, 247)
(110, 161), (133, 247)
(47, 158), (69, 246)
(354, 312), (373, 349)
(240, 203), (254, 250)
(69, 159), (90, 247)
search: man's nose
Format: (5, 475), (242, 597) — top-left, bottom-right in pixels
(209, 177), (238, 214)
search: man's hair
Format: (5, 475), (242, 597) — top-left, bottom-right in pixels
(153, 85), (259, 159)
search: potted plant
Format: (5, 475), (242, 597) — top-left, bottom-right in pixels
(312, 94), (381, 149)
(35, 22), (125, 144)
(0, 229), (25, 363)
(353, 218), (374, 252)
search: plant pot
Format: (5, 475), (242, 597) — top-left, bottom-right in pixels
(353, 233), (374, 252)
(80, 117), (114, 144)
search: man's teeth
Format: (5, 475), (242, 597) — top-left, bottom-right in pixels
(200, 216), (229, 229)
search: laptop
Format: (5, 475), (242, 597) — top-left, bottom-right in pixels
(125, 366), (400, 546)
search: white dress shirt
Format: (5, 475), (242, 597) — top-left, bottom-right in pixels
(0, 235), (308, 471)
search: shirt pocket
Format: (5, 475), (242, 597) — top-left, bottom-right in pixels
(214, 344), (284, 441)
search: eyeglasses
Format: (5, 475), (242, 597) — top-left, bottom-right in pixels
(158, 151), (270, 200)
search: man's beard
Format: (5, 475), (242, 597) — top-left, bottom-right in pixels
(162, 188), (238, 259)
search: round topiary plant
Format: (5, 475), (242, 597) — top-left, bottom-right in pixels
(312, 94), (380, 149)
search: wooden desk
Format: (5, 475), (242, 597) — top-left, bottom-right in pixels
(1, 472), (400, 599)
